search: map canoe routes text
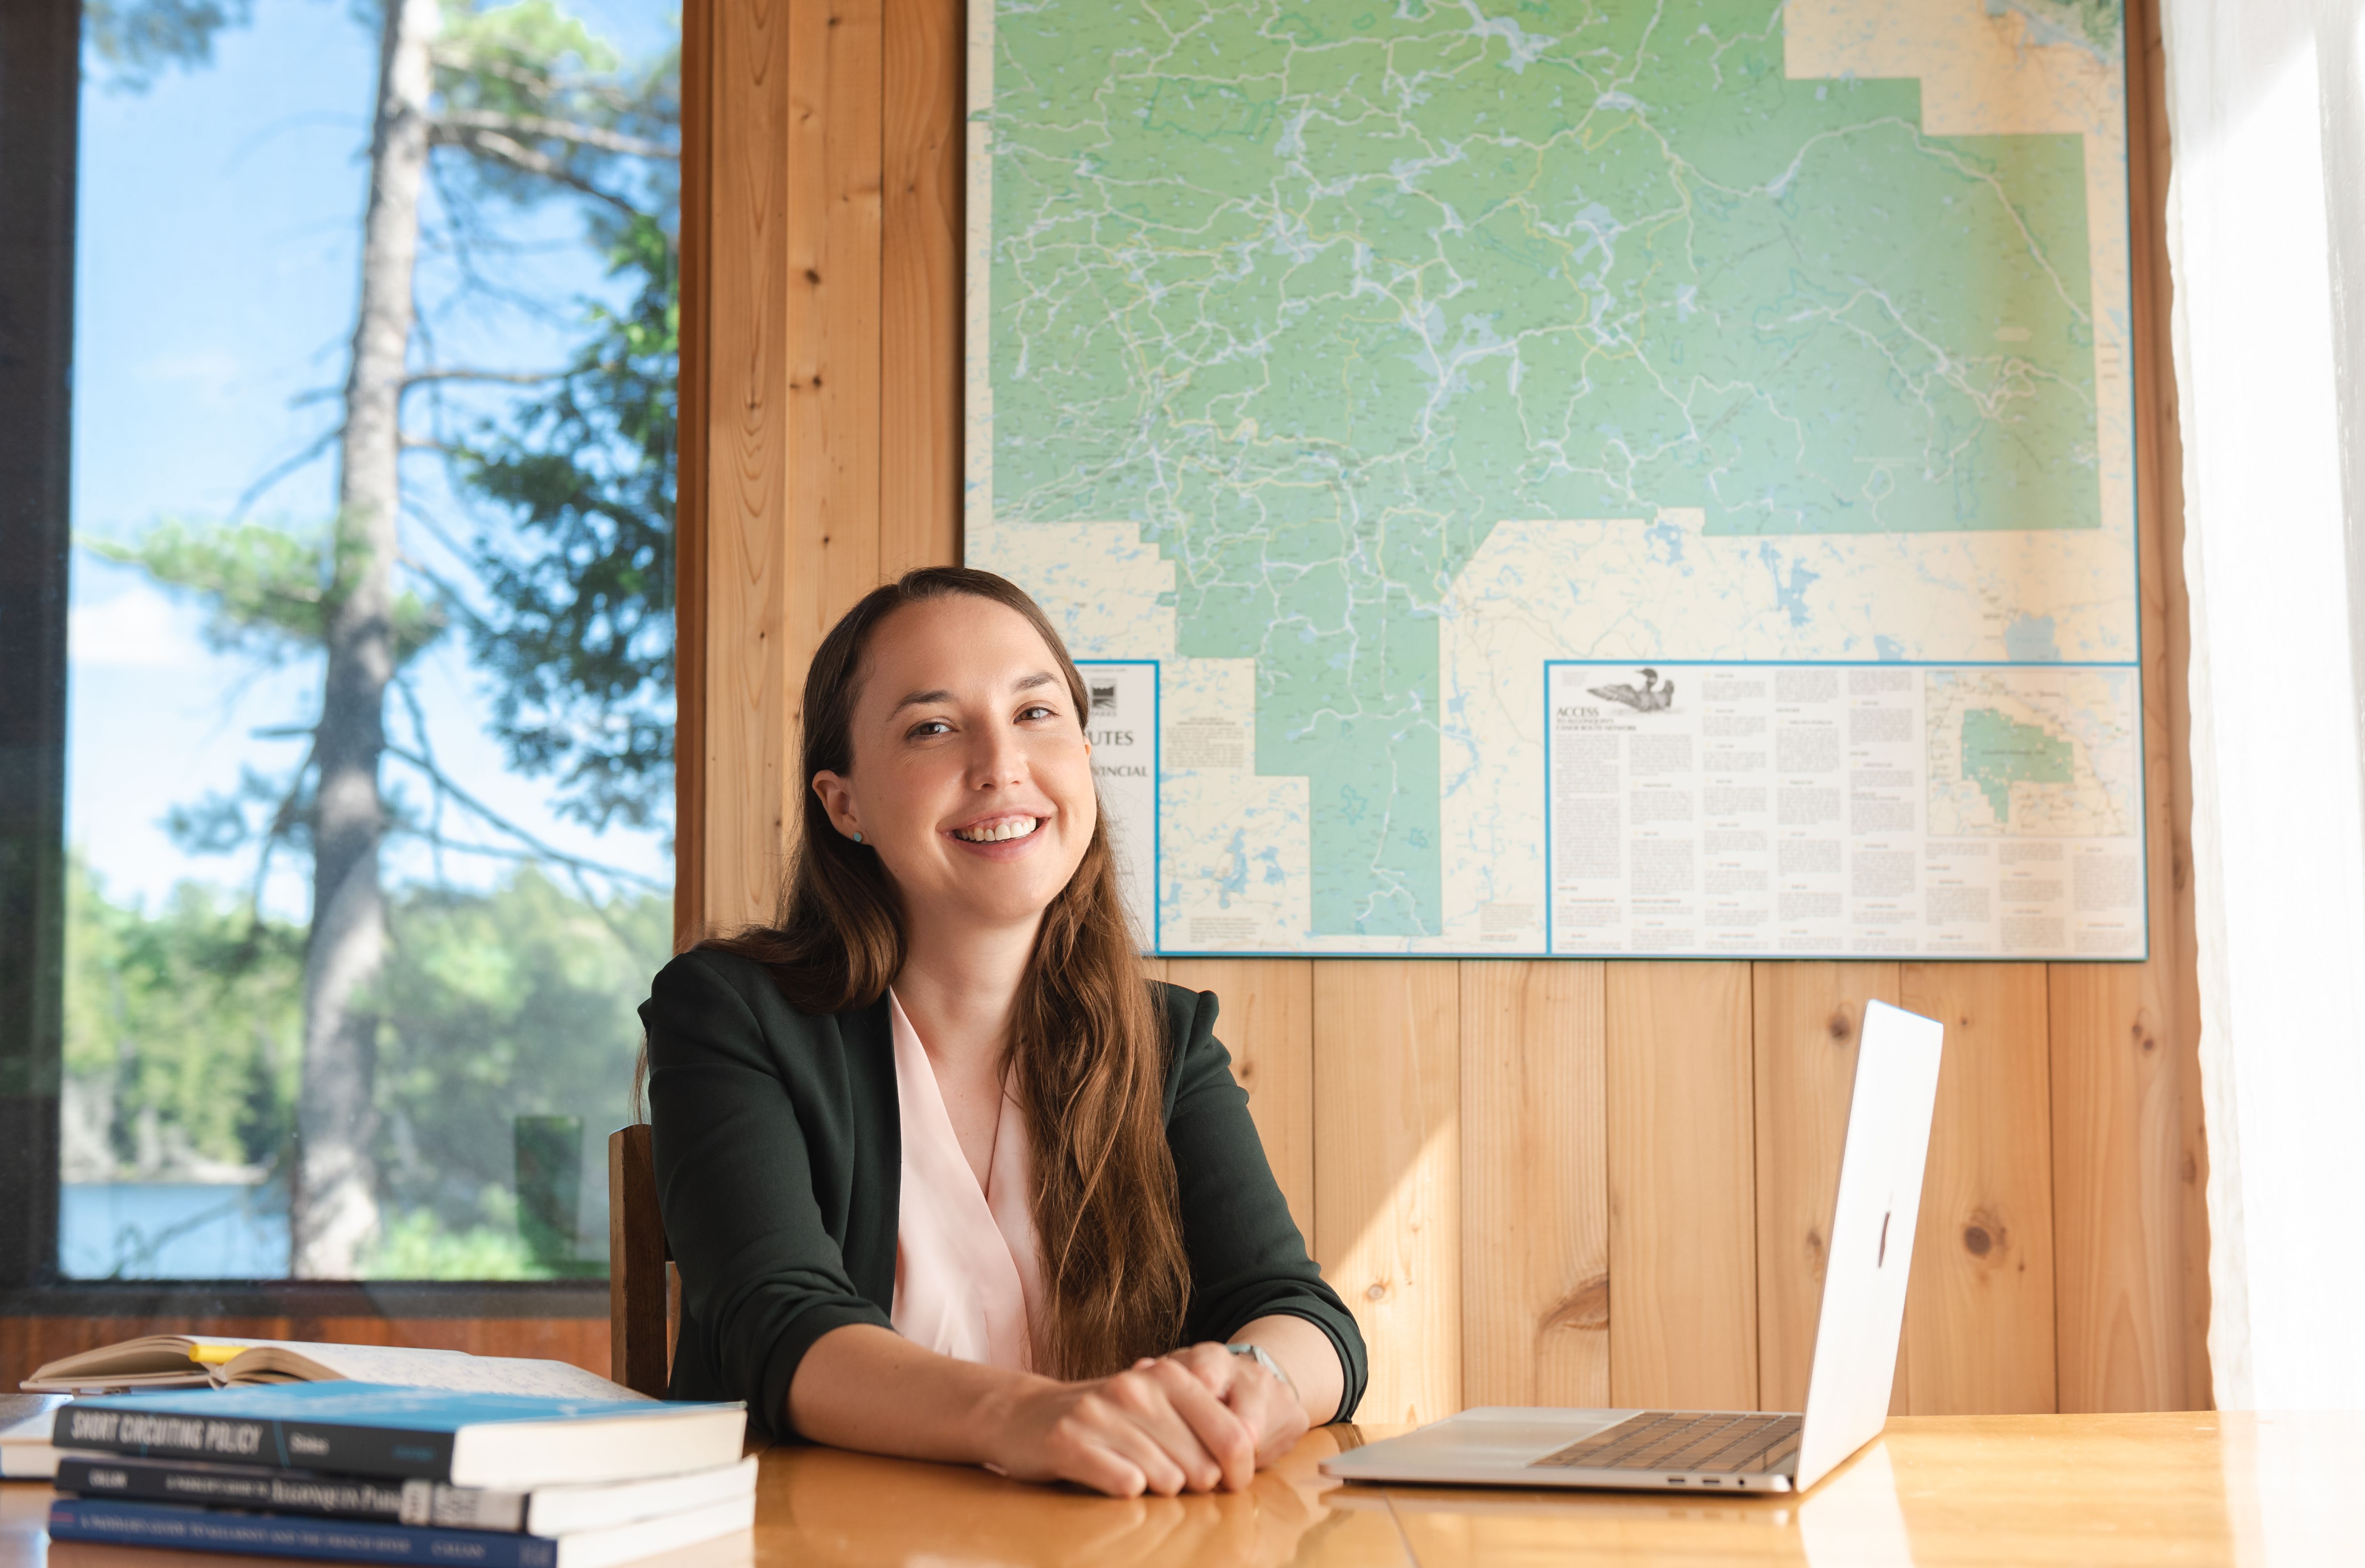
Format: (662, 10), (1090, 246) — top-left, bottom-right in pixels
(1547, 662), (2143, 959)
(967, 0), (2145, 959)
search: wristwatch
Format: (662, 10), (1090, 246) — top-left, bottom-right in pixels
(1225, 1341), (1299, 1403)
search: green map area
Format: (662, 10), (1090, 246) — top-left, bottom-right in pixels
(987, 0), (2107, 936)
(1961, 706), (2074, 822)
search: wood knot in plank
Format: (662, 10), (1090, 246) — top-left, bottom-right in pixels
(1827, 1008), (1854, 1042)
(1962, 1208), (2005, 1261)
(1539, 1274), (1609, 1334)
(1364, 1282), (1388, 1303)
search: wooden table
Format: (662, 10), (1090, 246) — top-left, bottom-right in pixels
(4, 1412), (2357, 1566)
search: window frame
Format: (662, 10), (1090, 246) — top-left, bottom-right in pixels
(0, 0), (701, 1323)
(0, 0), (79, 1303)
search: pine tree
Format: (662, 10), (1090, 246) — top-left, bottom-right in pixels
(87, 0), (677, 1275)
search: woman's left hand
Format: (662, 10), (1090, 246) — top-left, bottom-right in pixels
(1138, 1342), (1311, 1470)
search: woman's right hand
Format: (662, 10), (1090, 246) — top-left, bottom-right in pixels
(984, 1359), (1260, 1498)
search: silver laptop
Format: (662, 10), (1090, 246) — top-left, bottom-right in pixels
(1322, 999), (1944, 1495)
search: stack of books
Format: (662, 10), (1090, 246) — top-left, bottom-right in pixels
(0, 1394), (67, 1478)
(44, 1382), (755, 1567)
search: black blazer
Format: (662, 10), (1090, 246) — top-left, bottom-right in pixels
(639, 949), (1367, 1436)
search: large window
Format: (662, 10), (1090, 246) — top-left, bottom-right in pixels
(41, 0), (681, 1284)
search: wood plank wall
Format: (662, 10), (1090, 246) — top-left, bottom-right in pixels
(684, 0), (965, 930)
(679, 0), (2207, 1421)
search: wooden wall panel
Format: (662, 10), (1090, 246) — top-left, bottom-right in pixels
(1606, 962), (1758, 1410)
(1460, 961), (1608, 1409)
(879, 0), (963, 575)
(671, 0), (714, 947)
(1898, 965), (2058, 1415)
(697, 0), (949, 939)
(784, 0), (884, 711)
(700, 0), (796, 932)
(1163, 958), (1316, 1247)
(2139, 0), (2213, 1404)
(2047, 0), (2205, 1418)
(2050, 966), (2191, 1412)
(1314, 961), (1460, 1426)
(1751, 964), (1899, 1412)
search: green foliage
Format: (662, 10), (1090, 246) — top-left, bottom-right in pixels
(63, 856), (302, 1176)
(84, 519), (446, 668)
(434, 5), (684, 834)
(84, 0), (253, 90)
(162, 766), (308, 861)
(458, 212), (677, 830)
(431, 0), (679, 223)
(371, 867), (668, 1254)
(362, 1199), (546, 1280)
(438, 0), (619, 80)
(65, 862), (667, 1275)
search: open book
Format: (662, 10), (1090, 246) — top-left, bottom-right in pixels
(23, 1338), (644, 1402)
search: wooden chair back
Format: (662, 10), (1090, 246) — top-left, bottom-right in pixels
(607, 1124), (676, 1396)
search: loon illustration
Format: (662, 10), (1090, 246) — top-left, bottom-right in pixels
(1588, 667), (1676, 713)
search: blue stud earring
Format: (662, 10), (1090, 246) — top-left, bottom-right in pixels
(851, 831), (863, 845)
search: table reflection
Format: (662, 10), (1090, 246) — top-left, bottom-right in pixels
(761, 1424), (1400, 1568)
(1352, 1435), (1915, 1567)
(1798, 1445), (1914, 1568)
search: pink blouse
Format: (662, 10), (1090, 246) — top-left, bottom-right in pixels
(886, 990), (1045, 1371)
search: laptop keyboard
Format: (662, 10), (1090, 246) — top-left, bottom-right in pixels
(1528, 1412), (1804, 1475)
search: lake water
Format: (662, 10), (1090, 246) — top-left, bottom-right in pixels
(60, 1182), (291, 1278)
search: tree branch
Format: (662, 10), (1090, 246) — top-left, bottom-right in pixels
(382, 741), (667, 892)
(432, 108), (675, 161)
(429, 124), (644, 219)
(388, 683), (662, 949)
(228, 425), (345, 523)
(393, 678), (454, 887)
(424, 51), (641, 109)
(402, 367), (563, 390)
(245, 743), (315, 941)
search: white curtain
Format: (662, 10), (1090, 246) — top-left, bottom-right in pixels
(2163, 0), (2365, 1411)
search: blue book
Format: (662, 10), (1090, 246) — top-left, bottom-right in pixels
(48, 1498), (561, 1567)
(54, 1383), (746, 1489)
(48, 1494), (757, 1568)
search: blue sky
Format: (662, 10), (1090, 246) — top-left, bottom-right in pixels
(69, 0), (678, 917)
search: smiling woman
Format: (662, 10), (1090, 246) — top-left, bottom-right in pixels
(640, 567), (1364, 1498)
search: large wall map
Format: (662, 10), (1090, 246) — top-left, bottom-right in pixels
(967, 0), (2144, 958)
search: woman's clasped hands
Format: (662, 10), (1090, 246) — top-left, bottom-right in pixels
(987, 1341), (1312, 1498)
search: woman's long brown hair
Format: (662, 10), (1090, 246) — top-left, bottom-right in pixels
(695, 567), (1189, 1379)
